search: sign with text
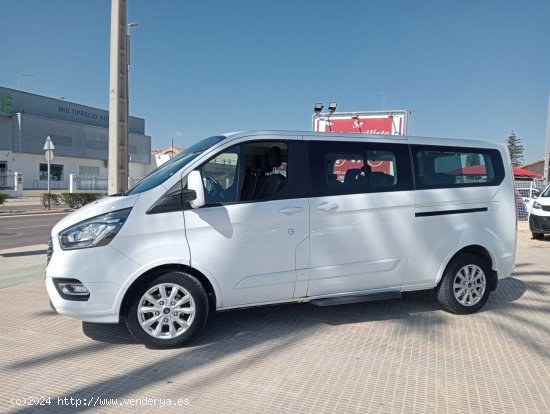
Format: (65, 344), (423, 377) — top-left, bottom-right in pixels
(313, 111), (407, 136)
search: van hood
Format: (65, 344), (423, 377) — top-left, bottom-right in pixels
(51, 194), (139, 237)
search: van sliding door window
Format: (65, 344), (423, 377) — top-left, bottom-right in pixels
(308, 141), (413, 197)
(412, 145), (505, 189)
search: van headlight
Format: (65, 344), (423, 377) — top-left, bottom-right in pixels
(532, 201), (542, 209)
(59, 208), (132, 250)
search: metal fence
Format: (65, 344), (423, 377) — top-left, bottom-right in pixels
(515, 179), (548, 221)
(0, 173), (15, 190)
(70, 175), (143, 193)
(74, 176), (108, 192)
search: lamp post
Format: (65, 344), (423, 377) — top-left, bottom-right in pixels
(18, 73), (33, 90)
(311, 102), (337, 131)
(127, 23), (138, 88)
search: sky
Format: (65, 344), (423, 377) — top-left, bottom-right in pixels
(1, 0), (549, 162)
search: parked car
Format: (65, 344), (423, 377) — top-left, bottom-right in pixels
(517, 187), (540, 202)
(529, 185), (550, 239)
(45, 131), (517, 348)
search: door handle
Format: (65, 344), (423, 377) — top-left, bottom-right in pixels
(316, 202), (338, 212)
(279, 206), (303, 214)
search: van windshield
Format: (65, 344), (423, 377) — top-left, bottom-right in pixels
(125, 135), (226, 196)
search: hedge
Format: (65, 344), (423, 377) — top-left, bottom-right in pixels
(0, 192), (7, 206)
(41, 193), (105, 209)
(41, 193), (60, 209)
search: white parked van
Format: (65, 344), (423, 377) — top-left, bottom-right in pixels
(46, 131), (517, 348)
(529, 184), (550, 239)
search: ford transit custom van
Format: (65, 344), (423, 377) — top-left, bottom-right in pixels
(46, 131), (517, 348)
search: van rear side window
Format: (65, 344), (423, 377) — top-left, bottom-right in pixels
(412, 145), (505, 189)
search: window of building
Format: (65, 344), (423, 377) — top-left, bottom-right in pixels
(39, 164), (64, 181)
(79, 166), (100, 177)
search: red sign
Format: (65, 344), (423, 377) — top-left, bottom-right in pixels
(314, 114), (405, 135)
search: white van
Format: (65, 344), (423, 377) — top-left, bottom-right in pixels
(46, 131), (517, 348)
(529, 184), (550, 239)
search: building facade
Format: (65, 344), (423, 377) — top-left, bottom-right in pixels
(0, 86), (151, 190)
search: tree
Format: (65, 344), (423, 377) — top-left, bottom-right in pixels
(506, 131), (524, 166)
(466, 153), (481, 166)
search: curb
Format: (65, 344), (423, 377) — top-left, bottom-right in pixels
(0, 208), (73, 216)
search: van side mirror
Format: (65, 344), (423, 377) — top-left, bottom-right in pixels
(187, 170), (205, 208)
(146, 185), (196, 215)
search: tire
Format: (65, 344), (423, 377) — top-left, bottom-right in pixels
(532, 232), (544, 240)
(126, 271), (209, 348)
(437, 254), (491, 315)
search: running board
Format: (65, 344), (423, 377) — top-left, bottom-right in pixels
(309, 291), (401, 307)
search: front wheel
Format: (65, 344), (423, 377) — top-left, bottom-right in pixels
(437, 254), (491, 314)
(532, 232), (544, 240)
(126, 271), (209, 348)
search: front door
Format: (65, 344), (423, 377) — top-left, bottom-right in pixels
(184, 139), (310, 307)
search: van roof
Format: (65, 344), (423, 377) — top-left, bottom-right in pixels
(222, 130), (506, 151)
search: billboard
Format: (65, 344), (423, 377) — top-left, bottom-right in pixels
(313, 111), (407, 136)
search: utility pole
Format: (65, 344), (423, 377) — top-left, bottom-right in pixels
(108, 0), (129, 195)
(544, 93), (550, 185)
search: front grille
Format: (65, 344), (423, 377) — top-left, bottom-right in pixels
(47, 237), (53, 265)
(542, 205), (550, 212)
(529, 214), (550, 233)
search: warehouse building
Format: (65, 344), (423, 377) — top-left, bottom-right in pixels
(0, 86), (151, 190)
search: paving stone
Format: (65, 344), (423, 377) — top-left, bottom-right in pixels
(1, 226), (549, 413)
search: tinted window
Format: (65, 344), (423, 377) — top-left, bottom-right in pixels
(412, 145), (505, 189)
(197, 140), (306, 206)
(308, 141), (413, 197)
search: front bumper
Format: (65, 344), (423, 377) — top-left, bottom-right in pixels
(529, 213), (550, 234)
(45, 237), (140, 324)
(46, 277), (122, 323)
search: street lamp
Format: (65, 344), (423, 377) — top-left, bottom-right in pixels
(126, 22), (138, 87)
(313, 103), (324, 114)
(311, 101), (337, 131)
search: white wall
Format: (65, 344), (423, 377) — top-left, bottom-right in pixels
(1, 152), (148, 190)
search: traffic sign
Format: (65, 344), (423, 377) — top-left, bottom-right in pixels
(43, 135), (55, 150)
(43, 135), (55, 210)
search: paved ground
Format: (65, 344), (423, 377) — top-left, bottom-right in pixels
(0, 224), (549, 413)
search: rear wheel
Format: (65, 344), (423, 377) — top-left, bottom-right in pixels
(532, 232), (544, 240)
(437, 254), (491, 314)
(126, 271), (209, 348)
